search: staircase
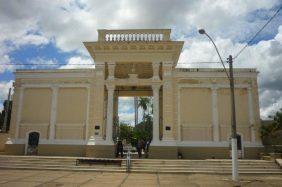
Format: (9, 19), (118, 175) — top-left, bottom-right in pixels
(127, 159), (282, 174)
(0, 155), (281, 174)
(0, 155), (127, 172)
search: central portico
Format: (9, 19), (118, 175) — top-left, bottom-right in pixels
(84, 29), (183, 157)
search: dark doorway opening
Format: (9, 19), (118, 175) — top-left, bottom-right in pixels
(27, 132), (40, 155)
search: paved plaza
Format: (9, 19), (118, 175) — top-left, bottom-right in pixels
(0, 169), (281, 187)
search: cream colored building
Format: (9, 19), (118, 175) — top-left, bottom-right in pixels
(5, 29), (263, 159)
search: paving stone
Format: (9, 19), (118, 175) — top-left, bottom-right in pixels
(0, 181), (42, 187)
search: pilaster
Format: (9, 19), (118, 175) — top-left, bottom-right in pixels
(151, 84), (161, 145)
(248, 86), (256, 142)
(49, 86), (58, 140)
(162, 61), (174, 141)
(211, 85), (219, 142)
(105, 84), (115, 144)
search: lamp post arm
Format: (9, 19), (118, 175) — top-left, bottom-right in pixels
(204, 33), (230, 80)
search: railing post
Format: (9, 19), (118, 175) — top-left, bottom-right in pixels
(126, 148), (131, 172)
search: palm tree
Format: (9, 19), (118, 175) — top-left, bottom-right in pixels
(138, 97), (151, 120)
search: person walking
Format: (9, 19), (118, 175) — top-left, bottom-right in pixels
(136, 139), (142, 158)
(116, 140), (124, 158)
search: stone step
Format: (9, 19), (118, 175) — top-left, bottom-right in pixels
(0, 165), (127, 172)
(130, 159), (273, 163)
(129, 169), (282, 174)
(124, 165), (278, 169)
(0, 163), (125, 169)
(129, 166), (281, 171)
(128, 161), (275, 165)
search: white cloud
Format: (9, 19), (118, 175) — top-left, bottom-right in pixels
(27, 57), (58, 69)
(14, 34), (49, 47)
(0, 0), (282, 119)
(60, 56), (94, 69)
(119, 112), (135, 126)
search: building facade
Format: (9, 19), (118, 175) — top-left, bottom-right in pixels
(5, 29), (263, 158)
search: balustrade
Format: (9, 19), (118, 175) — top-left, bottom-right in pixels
(98, 29), (171, 42)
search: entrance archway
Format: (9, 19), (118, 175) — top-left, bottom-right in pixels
(25, 131), (40, 155)
(114, 86), (159, 158)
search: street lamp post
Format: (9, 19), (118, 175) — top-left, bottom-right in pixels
(198, 29), (239, 182)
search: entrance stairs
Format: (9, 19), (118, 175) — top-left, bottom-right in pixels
(0, 155), (281, 174)
(0, 155), (126, 172)
(127, 159), (282, 174)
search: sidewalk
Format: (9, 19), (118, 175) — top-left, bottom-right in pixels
(0, 169), (281, 187)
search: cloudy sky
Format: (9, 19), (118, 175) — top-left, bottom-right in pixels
(0, 0), (282, 123)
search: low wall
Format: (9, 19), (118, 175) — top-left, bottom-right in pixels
(0, 133), (9, 152)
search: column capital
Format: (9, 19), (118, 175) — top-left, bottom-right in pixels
(106, 84), (115, 91)
(152, 61), (161, 66)
(162, 61), (173, 67)
(211, 85), (218, 91)
(152, 84), (161, 91)
(107, 61), (116, 66)
(95, 62), (105, 68)
(152, 62), (160, 81)
(107, 62), (116, 80)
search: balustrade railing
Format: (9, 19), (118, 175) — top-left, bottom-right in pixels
(98, 29), (171, 42)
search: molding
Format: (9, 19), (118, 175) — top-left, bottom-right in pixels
(15, 71), (94, 79)
(20, 123), (49, 127)
(178, 83), (249, 89)
(175, 68), (258, 78)
(22, 83), (91, 88)
(55, 123), (86, 127)
(9, 138), (264, 148)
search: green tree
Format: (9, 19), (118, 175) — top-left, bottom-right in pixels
(261, 108), (282, 138)
(138, 97), (151, 120)
(119, 123), (134, 144)
(0, 100), (12, 132)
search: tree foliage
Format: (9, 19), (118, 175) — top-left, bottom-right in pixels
(0, 100), (12, 132)
(261, 108), (282, 138)
(118, 97), (153, 146)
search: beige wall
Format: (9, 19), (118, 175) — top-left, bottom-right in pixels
(180, 88), (212, 141)
(21, 88), (52, 124)
(19, 88), (52, 139)
(56, 88), (88, 139)
(218, 88), (250, 141)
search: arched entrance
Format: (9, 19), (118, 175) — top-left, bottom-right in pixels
(25, 131), (40, 155)
(114, 86), (157, 158)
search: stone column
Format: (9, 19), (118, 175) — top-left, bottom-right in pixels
(152, 84), (160, 145)
(49, 86), (58, 140)
(211, 86), (219, 142)
(248, 86), (256, 142)
(15, 87), (24, 139)
(90, 62), (105, 143)
(107, 62), (116, 80)
(105, 84), (115, 144)
(162, 61), (174, 141)
(152, 62), (160, 81)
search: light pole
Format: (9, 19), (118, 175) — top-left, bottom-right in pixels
(198, 29), (239, 182)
